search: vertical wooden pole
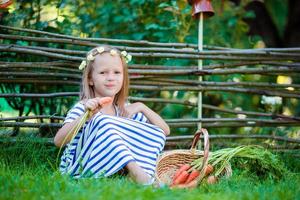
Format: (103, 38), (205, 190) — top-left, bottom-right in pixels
(198, 12), (203, 130)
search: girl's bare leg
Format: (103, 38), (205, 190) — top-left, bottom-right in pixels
(126, 161), (152, 184)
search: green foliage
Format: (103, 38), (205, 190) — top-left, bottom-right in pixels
(2, 0), (257, 46)
(1, 0), (299, 136)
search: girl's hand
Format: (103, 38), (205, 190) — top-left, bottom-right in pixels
(84, 97), (113, 118)
(124, 102), (170, 136)
(123, 102), (144, 118)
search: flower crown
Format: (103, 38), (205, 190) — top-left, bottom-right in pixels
(78, 47), (132, 70)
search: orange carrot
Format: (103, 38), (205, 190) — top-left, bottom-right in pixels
(185, 169), (200, 184)
(207, 175), (218, 184)
(98, 97), (113, 106)
(171, 180), (198, 189)
(186, 179), (198, 188)
(172, 170), (190, 185)
(172, 164), (191, 183)
(205, 164), (214, 176)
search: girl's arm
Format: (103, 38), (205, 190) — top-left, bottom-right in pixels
(54, 115), (84, 147)
(125, 102), (170, 136)
(54, 97), (106, 147)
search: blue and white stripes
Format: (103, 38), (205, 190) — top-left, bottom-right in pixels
(63, 102), (85, 125)
(59, 103), (166, 178)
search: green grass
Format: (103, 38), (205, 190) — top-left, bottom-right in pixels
(0, 141), (299, 200)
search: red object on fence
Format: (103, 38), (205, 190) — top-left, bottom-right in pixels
(0, 0), (13, 8)
(188, 0), (214, 19)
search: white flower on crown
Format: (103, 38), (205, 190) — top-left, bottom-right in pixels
(78, 60), (86, 70)
(125, 54), (132, 63)
(87, 54), (95, 61)
(96, 47), (105, 54)
(121, 50), (132, 63)
(78, 47), (133, 71)
(121, 51), (127, 57)
(110, 49), (117, 56)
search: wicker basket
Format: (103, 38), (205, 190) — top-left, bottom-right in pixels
(155, 128), (232, 187)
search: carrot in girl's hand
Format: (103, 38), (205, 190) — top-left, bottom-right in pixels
(185, 169), (200, 184)
(172, 164), (191, 183)
(173, 170), (190, 185)
(98, 97), (113, 107)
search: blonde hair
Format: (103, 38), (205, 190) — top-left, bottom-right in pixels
(80, 46), (129, 116)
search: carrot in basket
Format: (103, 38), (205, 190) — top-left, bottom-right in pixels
(172, 170), (190, 185)
(172, 164), (191, 183)
(204, 164), (214, 176)
(171, 179), (198, 189)
(185, 169), (200, 184)
(207, 175), (218, 184)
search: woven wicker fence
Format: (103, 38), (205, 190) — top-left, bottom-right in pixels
(0, 25), (299, 150)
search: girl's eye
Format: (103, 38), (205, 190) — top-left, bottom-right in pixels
(114, 71), (121, 74)
(99, 71), (105, 74)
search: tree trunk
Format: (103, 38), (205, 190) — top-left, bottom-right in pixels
(244, 1), (282, 47)
(241, 0), (300, 47)
(284, 0), (300, 47)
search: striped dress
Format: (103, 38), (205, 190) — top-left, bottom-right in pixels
(59, 102), (166, 178)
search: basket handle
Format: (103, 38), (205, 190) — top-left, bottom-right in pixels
(190, 128), (209, 154)
(191, 128), (210, 184)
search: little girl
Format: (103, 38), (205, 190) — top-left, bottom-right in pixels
(54, 46), (170, 185)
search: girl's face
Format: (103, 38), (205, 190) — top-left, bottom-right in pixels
(89, 53), (124, 99)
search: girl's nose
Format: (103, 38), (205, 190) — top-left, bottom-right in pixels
(106, 72), (115, 81)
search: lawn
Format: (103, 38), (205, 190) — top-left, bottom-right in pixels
(0, 141), (299, 200)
